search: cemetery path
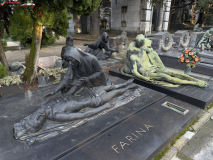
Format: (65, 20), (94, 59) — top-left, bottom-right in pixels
(177, 119), (213, 160)
(5, 39), (89, 62)
(5, 35), (135, 62)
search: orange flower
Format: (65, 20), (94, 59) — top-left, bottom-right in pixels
(185, 59), (190, 63)
(185, 50), (190, 54)
(195, 58), (199, 62)
(181, 59), (184, 62)
(181, 54), (183, 57)
(192, 56), (195, 58)
(180, 57), (184, 62)
(192, 61), (197, 65)
(189, 52), (194, 55)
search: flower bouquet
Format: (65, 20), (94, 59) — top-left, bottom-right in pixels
(178, 49), (201, 75)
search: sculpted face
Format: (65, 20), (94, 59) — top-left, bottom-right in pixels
(135, 39), (144, 48)
(209, 28), (213, 34)
(24, 109), (46, 133)
(64, 56), (79, 67)
(14, 109), (47, 138)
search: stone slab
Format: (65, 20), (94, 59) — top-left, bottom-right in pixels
(0, 75), (166, 160)
(158, 52), (213, 76)
(61, 97), (200, 160)
(0, 83), (24, 98)
(99, 59), (121, 67)
(189, 32), (204, 48)
(109, 68), (213, 109)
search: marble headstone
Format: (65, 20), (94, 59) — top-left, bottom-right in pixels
(173, 30), (190, 51)
(109, 32), (128, 52)
(151, 32), (173, 53)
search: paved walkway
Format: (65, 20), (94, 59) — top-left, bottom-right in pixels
(5, 37), (89, 62)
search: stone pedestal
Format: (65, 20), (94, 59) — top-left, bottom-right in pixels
(189, 31), (205, 48)
(109, 32), (128, 52)
(173, 30), (190, 50)
(151, 32), (173, 53)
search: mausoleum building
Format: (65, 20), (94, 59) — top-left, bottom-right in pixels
(111, 0), (171, 35)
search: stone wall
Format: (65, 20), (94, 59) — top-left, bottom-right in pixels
(111, 0), (171, 35)
(67, 14), (75, 34)
(111, 0), (141, 33)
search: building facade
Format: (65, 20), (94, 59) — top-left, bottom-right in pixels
(111, 0), (171, 35)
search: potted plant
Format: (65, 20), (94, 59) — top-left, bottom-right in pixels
(178, 49), (201, 75)
(36, 68), (67, 87)
(101, 18), (107, 29)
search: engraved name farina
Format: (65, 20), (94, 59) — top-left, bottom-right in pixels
(111, 125), (154, 153)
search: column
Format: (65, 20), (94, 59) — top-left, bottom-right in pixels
(162, 0), (171, 31)
(140, 0), (152, 35)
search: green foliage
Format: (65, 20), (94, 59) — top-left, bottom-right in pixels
(9, 0), (100, 48)
(36, 68), (67, 84)
(195, 0), (213, 25)
(154, 146), (170, 160)
(70, 0), (100, 15)
(0, 74), (22, 86)
(9, 6), (34, 48)
(0, 64), (7, 79)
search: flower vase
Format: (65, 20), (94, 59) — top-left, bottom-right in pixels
(184, 67), (192, 75)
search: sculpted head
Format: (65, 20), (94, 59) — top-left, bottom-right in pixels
(66, 36), (73, 46)
(102, 32), (109, 44)
(209, 28), (213, 34)
(135, 34), (152, 48)
(135, 34), (145, 48)
(63, 48), (81, 67)
(14, 108), (47, 138)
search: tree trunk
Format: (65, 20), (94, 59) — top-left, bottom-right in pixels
(89, 6), (100, 36)
(0, 35), (10, 76)
(22, 6), (43, 84)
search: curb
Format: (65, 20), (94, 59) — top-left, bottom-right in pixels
(161, 107), (213, 160)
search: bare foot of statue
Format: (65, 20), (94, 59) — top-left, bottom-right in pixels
(126, 83), (139, 90)
(197, 81), (209, 88)
(126, 78), (134, 85)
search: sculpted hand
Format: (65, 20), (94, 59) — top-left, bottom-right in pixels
(114, 49), (119, 53)
(148, 48), (153, 52)
(44, 91), (56, 98)
(83, 43), (88, 46)
(76, 77), (87, 86)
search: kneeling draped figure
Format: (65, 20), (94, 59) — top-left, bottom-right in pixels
(121, 34), (209, 88)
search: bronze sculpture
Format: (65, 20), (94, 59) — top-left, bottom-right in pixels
(121, 34), (209, 88)
(193, 24), (203, 32)
(14, 40), (140, 144)
(46, 47), (109, 98)
(84, 32), (119, 60)
(14, 79), (139, 143)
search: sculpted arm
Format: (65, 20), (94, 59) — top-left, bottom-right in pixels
(130, 56), (152, 82)
(87, 38), (101, 49)
(86, 57), (106, 83)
